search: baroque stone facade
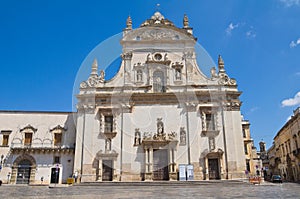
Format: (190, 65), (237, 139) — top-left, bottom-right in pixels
(74, 12), (246, 182)
(0, 12), (251, 184)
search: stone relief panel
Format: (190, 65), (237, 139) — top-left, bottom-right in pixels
(122, 27), (192, 42)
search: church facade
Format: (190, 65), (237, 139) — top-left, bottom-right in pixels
(0, 12), (248, 184)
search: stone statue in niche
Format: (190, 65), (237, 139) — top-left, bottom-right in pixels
(175, 69), (181, 80)
(157, 118), (164, 135)
(134, 128), (141, 146)
(105, 138), (111, 151)
(209, 137), (215, 151)
(137, 70), (143, 82)
(180, 127), (186, 145)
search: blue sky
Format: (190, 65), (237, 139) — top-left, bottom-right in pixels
(0, 0), (299, 149)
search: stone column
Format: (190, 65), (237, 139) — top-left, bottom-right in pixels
(169, 148), (173, 172)
(145, 147), (149, 173)
(173, 148), (177, 171)
(205, 157), (209, 180)
(149, 147), (153, 173)
(98, 159), (102, 181)
(220, 156), (224, 179)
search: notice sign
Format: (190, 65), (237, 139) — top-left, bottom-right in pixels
(187, 165), (194, 181)
(179, 164), (186, 181)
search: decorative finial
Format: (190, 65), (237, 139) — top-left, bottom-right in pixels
(218, 55), (225, 73)
(126, 15), (132, 30)
(91, 58), (98, 77)
(183, 14), (189, 28)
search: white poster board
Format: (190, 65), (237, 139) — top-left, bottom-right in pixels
(187, 164), (194, 181)
(179, 164), (186, 181)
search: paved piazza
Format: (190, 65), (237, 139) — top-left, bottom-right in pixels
(0, 181), (299, 199)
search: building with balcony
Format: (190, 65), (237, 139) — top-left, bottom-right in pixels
(267, 107), (300, 182)
(0, 111), (76, 184)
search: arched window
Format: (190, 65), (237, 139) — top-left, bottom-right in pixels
(153, 70), (165, 93)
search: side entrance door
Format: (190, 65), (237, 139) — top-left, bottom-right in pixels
(208, 158), (220, 180)
(102, 160), (113, 181)
(50, 167), (60, 183)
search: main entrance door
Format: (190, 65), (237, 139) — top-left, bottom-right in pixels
(153, 149), (169, 181)
(16, 160), (31, 184)
(208, 158), (220, 180)
(102, 160), (113, 181)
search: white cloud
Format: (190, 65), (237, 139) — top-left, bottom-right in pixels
(226, 23), (239, 35)
(295, 72), (300, 76)
(246, 30), (256, 38)
(226, 22), (256, 39)
(281, 91), (300, 107)
(250, 107), (259, 113)
(290, 38), (300, 48)
(280, 0), (300, 7)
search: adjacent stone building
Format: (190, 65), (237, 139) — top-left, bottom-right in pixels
(267, 107), (300, 182)
(0, 111), (76, 184)
(0, 12), (252, 184)
(242, 120), (262, 177)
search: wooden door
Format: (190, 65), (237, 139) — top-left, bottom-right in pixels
(208, 158), (220, 180)
(50, 167), (60, 183)
(102, 160), (113, 181)
(16, 159), (31, 184)
(153, 149), (169, 180)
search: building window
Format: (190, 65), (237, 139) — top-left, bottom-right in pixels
(246, 160), (250, 172)
(136, 70), (143, 82)
(53, 156), (60, 164)
(2, 134), (9, 146)
(242, 129), (246, 138)
(294, 136), (298, 149)
(54, 133), (62, 146)
(206, 113), (216, 131)
(24, 133), (32, 146)
(244, 144), (248, 155)
(153, 71), (165, 93)
(104, 116), (113, 133)
(175, 68), (182, 80)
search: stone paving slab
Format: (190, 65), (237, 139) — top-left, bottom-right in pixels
(0, 181), (299, 199)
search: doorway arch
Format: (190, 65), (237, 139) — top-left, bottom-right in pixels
(12, 154), (36, 184)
